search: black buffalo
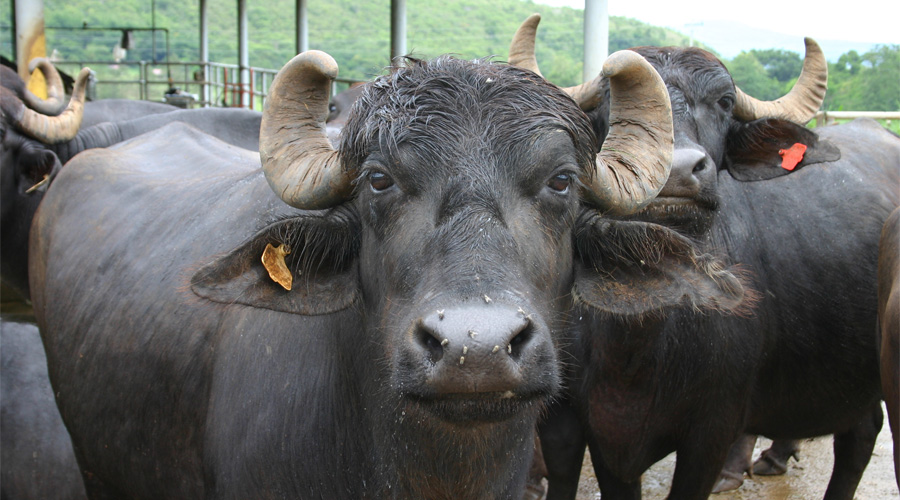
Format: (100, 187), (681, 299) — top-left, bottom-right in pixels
(1, 319), (86, 500)
(511, 15), (899, 500)
(325, 83), (365, 143)
(25, 50), (733, 498)
(2, 61), (260, 303)
(3, 61), (368, 305)
(879, 207), (900, 487)
(1, 60), (90, 302)
(81, 98), (179, 128)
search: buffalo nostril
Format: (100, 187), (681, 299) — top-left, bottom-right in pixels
(507, 321), (534, 360)
(415, 321), (445, 363)
(672, 149), (708, 178)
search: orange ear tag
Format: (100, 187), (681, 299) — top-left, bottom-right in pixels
(779, 143), (807, 171)
(261, 243), (292, 291)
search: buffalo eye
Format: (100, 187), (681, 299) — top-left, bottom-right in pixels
(547, 173), (572, 193)
(718, 95), (735, 112)
(368, 171), (395, 191)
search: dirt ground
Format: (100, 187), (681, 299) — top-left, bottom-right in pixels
(561, 404), (898, 500)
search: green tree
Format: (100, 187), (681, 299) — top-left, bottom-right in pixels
(748, 48), (802, 83)
(727, 51), (782, 101)
(826, 45), (899, 111)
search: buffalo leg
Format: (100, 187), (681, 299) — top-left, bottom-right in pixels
(822, 403), (883, 500)
(752, 438), (801, 475)
(588, 442), (641, 500)
(712, 434), (757, 493)
(540, 400), (586, 500)
(665, 432), (737, 500)
(523, 434), (548, 500)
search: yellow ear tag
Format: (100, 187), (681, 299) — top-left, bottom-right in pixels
(261, 243), (292, 291)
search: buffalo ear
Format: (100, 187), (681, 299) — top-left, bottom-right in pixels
(14, 142), (61, 193)
(725, 118), (841, 181)
(191, 213), (359, 315)
(574, 217), (748, 317)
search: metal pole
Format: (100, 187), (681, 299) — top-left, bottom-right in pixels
(296, 0), (308, 54)
(9, 0), (16, 62)
(238, 0), (249, 108)
(151, 0), (156, 62)
(390, 0), (407, 62)
(14, 0), (47, 97)
(200, 0), (209, 106)
(140, 60), (147, 100)
(583, 0), (608, 83)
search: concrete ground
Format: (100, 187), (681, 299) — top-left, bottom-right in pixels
(565, 404), (897, 500)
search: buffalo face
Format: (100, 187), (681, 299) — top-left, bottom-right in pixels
(198, 50), (673, 429)
(339, 57), (597, 423)
(567, 42), (830, 238)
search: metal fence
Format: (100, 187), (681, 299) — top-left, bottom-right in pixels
(814, 111), (900, 127)
(43, 60), (900, 126)
(51, 60), (362, 109)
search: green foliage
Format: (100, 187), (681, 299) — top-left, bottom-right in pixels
(727, 44), (899, 112)
(826, 44), (899, 111)
(727, 52), (783, 101)
(1, 0), (705, 87)
(748, 48), (802, 83)
(1, 0), (895, 111)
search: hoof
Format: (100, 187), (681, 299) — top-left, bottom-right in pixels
(712, 471), (744, 494)
(522, 484), (545, 500)
(752, 449), (794, 476)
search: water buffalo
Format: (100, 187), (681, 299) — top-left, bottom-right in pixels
(3, 60), (364, 298)
(1, 320), (86, 500)
(2, 60), (265, 303)
(51, 106), (264, 162)
(0, 60), (71, 117)
(879, 207), (900, 487)
(1, 60), (90, 302)
(510, 15), (900, 500)
(81, 99), (179, 128)
(24, 48), (745, 498)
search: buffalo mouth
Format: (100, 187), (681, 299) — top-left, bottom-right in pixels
(627, 196), (716, 236)
(404, 390), (546, 424)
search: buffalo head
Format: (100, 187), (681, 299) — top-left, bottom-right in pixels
(510, 15), (834, 238)
(194, 50), (675, 426)
(1, 61), (90, 299)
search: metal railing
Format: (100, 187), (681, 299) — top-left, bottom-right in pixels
(815, 111), (900, 127)
(51, 60), (361, 108)
(40, 60), (900, 124)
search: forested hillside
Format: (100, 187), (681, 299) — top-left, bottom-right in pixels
(1, 0), (896, 111)
(0, 0), (705, 85)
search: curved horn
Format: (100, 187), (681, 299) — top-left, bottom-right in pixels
(733, 38), (827, 124)
(509, 14), (543, 76)
(582, 51), (674, 216)
(11, 67), (90, 144)
(20, 58), (67, 115)
(508, 14), (602, 111)
(259, 50), (351, 210)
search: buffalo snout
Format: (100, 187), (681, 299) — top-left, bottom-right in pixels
(402, 303), (557, 401)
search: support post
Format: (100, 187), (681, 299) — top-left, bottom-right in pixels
(238, 0), (249, 108)
(296, 0), (308, 54)
(583, 0), (608, 83)
(14, 0), (47, 97)
(200, 0), (209, 106)
(390, 0), (407, 62)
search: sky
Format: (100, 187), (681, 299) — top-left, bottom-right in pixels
(533, 0), (899, 46)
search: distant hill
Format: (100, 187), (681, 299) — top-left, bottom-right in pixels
(0, 0), (708, 86)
